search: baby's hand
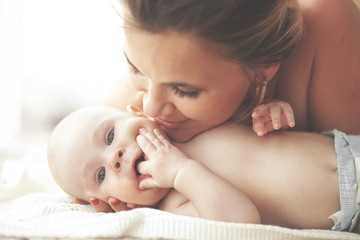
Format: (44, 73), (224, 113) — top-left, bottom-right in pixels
(136, 128), (190, 190)
(251, 100), (295, 136)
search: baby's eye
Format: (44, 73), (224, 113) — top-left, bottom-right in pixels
(97, 168), (106, 183)
(106, 129), (115, 145)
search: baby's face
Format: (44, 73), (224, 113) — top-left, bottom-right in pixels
(48, 106), (170, 207)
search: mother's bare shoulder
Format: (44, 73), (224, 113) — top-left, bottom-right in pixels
(300, 0), (359, 38)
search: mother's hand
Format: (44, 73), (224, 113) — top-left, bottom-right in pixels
(73, 197), (131, 212)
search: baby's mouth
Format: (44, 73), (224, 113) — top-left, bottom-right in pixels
(134, 155), (145, 176)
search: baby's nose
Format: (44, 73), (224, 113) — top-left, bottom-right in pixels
(111, 150), (123, 171)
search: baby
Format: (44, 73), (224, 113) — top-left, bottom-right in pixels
(47, 106), (360, 233)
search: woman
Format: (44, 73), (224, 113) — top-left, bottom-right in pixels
(94, 0), (360, 211)
(105, 0), (360, 141)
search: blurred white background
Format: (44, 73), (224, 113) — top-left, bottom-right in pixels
(0, 0), (125, 147)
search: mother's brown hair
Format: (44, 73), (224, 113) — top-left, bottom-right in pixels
(119, 0), (303, 121)
(120, 0), (303, 68)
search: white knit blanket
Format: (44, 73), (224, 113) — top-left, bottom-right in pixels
(0, 144), (359, 240)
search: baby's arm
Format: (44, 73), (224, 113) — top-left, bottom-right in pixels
(136, 128), (260, 223)
(251, 99), (295, 136)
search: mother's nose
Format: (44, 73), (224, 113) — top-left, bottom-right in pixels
(143, 86), (175, 117)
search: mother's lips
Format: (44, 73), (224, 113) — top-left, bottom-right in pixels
(154, 117), (187, 129)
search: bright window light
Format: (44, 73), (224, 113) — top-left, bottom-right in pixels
(0, 0), (125, 144)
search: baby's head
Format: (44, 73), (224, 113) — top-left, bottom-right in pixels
(47, 106), (170, 207)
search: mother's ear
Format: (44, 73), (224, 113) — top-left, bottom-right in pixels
(127, 105), (148, 118)
(260, 63), (280, 82)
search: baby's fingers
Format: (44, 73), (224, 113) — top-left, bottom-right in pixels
(153, 129), (171, 146)
(137, 133), (156, 154)
(252, 104), (269, 118)
(282, 107), (295, 128)
(139, 175), (158, 190)
(136, 159), (151, 176)
(139, 128), (165, 149)
(269, 105), (282, 130)
(252, 117), (266, 136)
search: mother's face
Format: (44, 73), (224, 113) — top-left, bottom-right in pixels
(123, 27), (250, 142)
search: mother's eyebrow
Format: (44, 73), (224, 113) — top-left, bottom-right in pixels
(123, 51), (203, 89)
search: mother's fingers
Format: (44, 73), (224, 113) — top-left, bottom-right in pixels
(90, 197), (132, 212)
(72, 198), (89, 205)
(109, 197), (129, 212)
(90, 197), (114, 213)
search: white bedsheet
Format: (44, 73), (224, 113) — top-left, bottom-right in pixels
(0, 143), (359, 240)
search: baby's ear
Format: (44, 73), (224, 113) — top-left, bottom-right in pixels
(127, 105), (147, 118)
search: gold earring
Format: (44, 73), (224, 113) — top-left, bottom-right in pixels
(256, 81), (268, 105)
